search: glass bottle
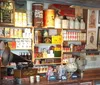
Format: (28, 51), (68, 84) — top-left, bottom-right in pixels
(35, 31), (38, 43)
(43, 30), (48, 37)
(75, 18), (80, 29)
(55, 14), (61, 28)
(80, 19), (85, 29)
(21, 52), (25, 58)
(24, 52), (27, 59)
(62, 16), (69, 29)
(28, 52), (32, 60)
(69, 17), (74, 29)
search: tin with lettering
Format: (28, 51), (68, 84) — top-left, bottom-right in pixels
(32, 3), (43, 28)
(43, 9), (55, 28)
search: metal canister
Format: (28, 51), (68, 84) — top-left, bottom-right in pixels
(43, 9), (55, 28)
(32, 3), (43, 28)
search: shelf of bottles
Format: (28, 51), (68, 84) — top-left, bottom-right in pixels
(63, 30), (86, 42)
(19, 52), (32, 61)
(61, 16), (86, 54)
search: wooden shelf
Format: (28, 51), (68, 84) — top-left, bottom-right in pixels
(11, 49), (32, 50)
(34, 27), (62, 30)
(0, 37), (32, 39)
(34, 63), (61, 66)
(35, 43), (61, 46)
(63, 40), (86, 42)
(38, 70), (56, 74)
(35, 57), (61, 60)
(63, 29), (86, 32)
(63, 51), (85, 54)
(0, 26), (32, 28)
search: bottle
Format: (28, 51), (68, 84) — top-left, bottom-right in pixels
(43, 30), (48, 37)
(55, 14), (61, 28)
(24, 52), (27, 59)
(35, 31), (38, 43)
(69, 17), (74, 29)
(80, 19), (85, 29)
(62, 16), (69, 29)
(28, 52), (32, 60)
(21, 52), (25, 58)
(26, 52), (29, 60)
(75, 18), (80, 29)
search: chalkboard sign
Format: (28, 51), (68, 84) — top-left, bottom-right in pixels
(0, 0), (14, 26)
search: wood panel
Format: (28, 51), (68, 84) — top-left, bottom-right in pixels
(83, 68), (100, 78)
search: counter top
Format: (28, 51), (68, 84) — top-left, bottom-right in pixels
(1, 77), (100, 85)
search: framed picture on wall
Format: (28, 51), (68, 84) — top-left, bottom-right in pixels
(98, 10), (100, 24)
(98, 27), (100, 43)
(86, 30), (97, 49)
(88, 9), (96, 28)
(0, 0), (15, 26)
(97, 27), (100, 50)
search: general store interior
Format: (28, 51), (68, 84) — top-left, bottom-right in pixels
(1, 0), (100, 85)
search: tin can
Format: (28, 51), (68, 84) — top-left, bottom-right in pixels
(36, 75), (40, 82)
(32, 3), (43, 28)
(43, 9), (55, 28)
(29, 76), (34, 83)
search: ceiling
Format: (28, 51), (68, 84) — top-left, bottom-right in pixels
(15, 0), (100, 8)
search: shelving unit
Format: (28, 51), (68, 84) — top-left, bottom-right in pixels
(62, 28), (87, 64)
(0, 26), (33, 68)
(33, 27), (87, 73)
(33, 27), (62, 73)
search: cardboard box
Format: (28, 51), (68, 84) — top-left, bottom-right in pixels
(52, 35), (62, 44)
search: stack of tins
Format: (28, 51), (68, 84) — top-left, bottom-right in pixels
(32, 3), (55, 28)
(32, 3), (43, 28)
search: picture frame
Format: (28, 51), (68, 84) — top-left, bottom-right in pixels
(86, 30), (97, 49)
(98, 10), (100, 24)
(0, 0), (15, 26)
(97, 27), (100, 50)
(88, 9), (96, 29)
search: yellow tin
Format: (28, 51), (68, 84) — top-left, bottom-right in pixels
(43, 9), (55, 28)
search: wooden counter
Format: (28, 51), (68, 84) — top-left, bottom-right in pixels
(1, 77), (100, 85)
(1, 68), (100, 85)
